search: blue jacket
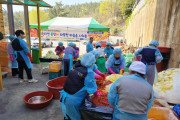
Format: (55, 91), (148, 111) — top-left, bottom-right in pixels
(86, 41), (93, 52)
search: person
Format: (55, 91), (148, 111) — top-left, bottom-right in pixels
(86, 37), (94, 53)
(55, 42), (65, 59)
(90, 50), (106, 80)
(63, 42), (76, 76)
(104, 42), (114, 58)
(60, 53), (97, 120)
(7, 36), (18, 77)
(72, 43), (79, 60)
(95, 42), (106, 73)
(106, 48), (126, 74)
(108, 61), (154, 120)
(11, 30), (38, 83)
(134, 40), (163, 86)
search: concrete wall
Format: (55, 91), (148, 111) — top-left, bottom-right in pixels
(125, 0), (180, 68)
(153, 0), (180, 68)
(125, 0), (157, 47)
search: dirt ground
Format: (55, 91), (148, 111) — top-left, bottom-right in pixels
(0, 64), (64, 120)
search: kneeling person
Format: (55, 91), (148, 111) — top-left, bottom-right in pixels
(60, 53), (97, 120)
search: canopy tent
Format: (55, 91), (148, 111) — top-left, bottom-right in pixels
(30, 17), (110, 32)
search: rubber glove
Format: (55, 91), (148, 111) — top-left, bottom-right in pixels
(9, 54), (14, 62)
(94, 91), (100, 97)
(27, 53), (33, 63)
(95, 74), (103, 80)
(55, 51), (59, 53)
(108, 67), (116, 74)
(94, 69), (106, 78)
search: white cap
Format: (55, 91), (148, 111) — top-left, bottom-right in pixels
(129, 61), (146, 75)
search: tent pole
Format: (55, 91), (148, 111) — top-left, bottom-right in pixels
(37, 5), (42, 57)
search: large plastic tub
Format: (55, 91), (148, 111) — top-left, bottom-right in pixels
(157, 47), (171, 53)
(46, 76), (67, 99)
(23, 91), (53, 109)
(147, 107), (178, 120)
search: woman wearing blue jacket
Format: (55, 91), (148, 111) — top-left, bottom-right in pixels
(134, 40), (163, 86)
(106, 48), (126, 74)
(104, 42), (114, 58)
(108, 61), (154, 120)
(60, 53), (97, 120)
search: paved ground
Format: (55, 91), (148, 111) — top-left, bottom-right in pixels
(0, 41), (120, 120)
(0, 64), (64, 120)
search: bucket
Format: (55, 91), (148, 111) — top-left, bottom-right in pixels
(46, 76), (67, 99)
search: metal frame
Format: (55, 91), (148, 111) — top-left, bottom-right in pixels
(0, 0), (52, 8)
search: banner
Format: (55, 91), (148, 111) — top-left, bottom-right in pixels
(30, 28), (110, 41)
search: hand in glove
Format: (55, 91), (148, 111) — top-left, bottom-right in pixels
(95, 74), (104, 80)
(9, 54), (14, 62)
(108, 67), (116, 74)
(27, 53), (33, 63)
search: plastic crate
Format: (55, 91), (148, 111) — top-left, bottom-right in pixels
(49, 70), (62, 80)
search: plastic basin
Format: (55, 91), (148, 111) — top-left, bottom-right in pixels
(46, 76), (67, 99)
(23, 91), (53, 109)
(157, 47), (171, 53)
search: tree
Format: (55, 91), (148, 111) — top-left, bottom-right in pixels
(29, 8), (49, 25)
(14, 11), (25, 30)
(120, 0), (136, 18)
(49, 2), (68, 19)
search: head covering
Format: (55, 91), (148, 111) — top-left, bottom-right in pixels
(106, 42), (112, 46)
(113, 48), (122, 55)
(58, 42), (63, 46)
(72, 43), (76, 47)
(81, 53), (96, 67)
(96, 42), (101, 47)
(149, 40), (159, 47)
(129, 61), (146, 75)
(9, 36), (16, 41)
(89, 50), (100, 58)
(68, 42), (73, 47)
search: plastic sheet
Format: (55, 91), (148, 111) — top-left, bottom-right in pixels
(79, 96), (113, 120)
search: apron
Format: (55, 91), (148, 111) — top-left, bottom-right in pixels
(113, 75), (154, 120)
(60, 88), (88, 120)
(145, 64), (158, 86)
(96, 57), (106, 73)
(112, 60), (121, 74)
(63, 54), (73, 76)
(14, 50), (32, 69)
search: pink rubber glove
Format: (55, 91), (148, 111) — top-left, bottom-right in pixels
(9, 54), (14, 62)
(55, 51), (59, 53)
(95, 74), (103, 80)
(94, 69), (106, 78)
(121, 67), (124, 70)
(108, 67), (116, 74)
(94, 91), (100, 97)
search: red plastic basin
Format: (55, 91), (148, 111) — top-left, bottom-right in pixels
(23, 91), (53, 109)
(157, 47), (171, 53)
(46, 76), (67, 99)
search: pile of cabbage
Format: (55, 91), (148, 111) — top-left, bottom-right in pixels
(154, 69), (179, 92)
(154, 69), (180, 104)
(44, 50), (58, 59)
